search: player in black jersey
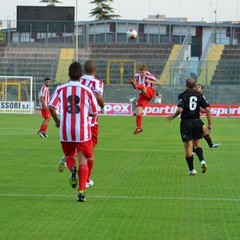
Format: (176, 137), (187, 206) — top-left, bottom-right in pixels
(166, 77), (212, 175)
(192, 84), (220, 151)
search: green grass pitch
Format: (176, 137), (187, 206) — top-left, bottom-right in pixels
(0, 114), (239, 240)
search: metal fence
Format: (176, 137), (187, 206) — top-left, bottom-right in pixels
(27, 59), (240, 106)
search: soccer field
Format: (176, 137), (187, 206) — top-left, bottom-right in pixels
(0, 114), (239, 240)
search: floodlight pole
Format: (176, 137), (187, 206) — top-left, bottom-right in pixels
(75, 0), (79, 61)
(214, 10), (217, 43)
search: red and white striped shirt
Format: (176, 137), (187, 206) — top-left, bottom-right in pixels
(39, 85), (50, 109)
(134, 71), (157, 88)
(80, 75), (104, 126)
(48, 81), (98, 142)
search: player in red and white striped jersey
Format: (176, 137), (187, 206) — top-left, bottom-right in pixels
(58, 60), (105, 189)
(37, 77), (51, 138)
(129, 64), (161, 134)
(80, 60), (105, 187)
(49, 62), (98, 202)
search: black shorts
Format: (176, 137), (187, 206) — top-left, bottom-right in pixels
(180, 119), (204, 142)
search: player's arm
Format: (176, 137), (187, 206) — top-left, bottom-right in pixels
(95, 93), (104, 108)
(146, 78), (161, 86)
(89, 112), (97, 117)
(40, 96), (47, 109)
(200, 94), (212, 130)
(89, 91), (98, 117)
(133, 75), (138, 85)
(200, 107), (206, 113)
(166, 106), (183, 121)
(95, 93), (105, 114)
(48, 89), (60, 127)
(129, 76), (137, 83)
(94, 80), (105, 111)
(204, 107), (212, 131)
(48, 106), (60, 128)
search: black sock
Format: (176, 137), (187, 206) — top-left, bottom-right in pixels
(192, 146), (196, 153)
(195, 147), (204, 162)
(186, 156), (194, 170)
(204, 134), (213, 148)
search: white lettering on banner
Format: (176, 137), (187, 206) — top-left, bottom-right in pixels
(98, 103), (132, 115)
(143, 104), (240, 117)
(211, 108), (227, 116)
(231, 107), (240, 114)
(143, 105), (178, 116)
(0, 101), (34, 114)
(210, 105), (240, 117)
(96, 103), (240, 117)
(105, 104), (129, 113)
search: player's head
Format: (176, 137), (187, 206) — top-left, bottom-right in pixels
(196, 83), (203, 93)
(44, 77), (51, 87)
(186, 77), (196, 89)
(139, 64), (147, 77)
(84, 60), (97, 75)
(69, 62), (82, 81)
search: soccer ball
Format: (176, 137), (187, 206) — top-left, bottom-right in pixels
(127, 29), (138, 40)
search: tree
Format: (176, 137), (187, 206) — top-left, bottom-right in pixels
(90, 0), (120, 20)
(39, 0), (62, 6)
(0, 32), (6, 42)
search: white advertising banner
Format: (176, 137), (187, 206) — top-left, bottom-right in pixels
(0, 101), (34, 114)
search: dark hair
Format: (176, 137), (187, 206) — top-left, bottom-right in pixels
(196, 83), (203, 89)
(186, 77), (196, 89)
(68, 62), (82, 80)
(84, 60), (96, 75)
(44, 77), (50, 81)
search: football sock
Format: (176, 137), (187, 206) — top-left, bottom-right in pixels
(186, 156), (194, 171)
(195, 147), (204, 162)
(40, 124), (47, 132)
(203, 134), (213, 148)
(192, 146), (196, 153)
(40, 124), (45, 132)
(66, 156), (76, 171)
(87, 157), (94, 182)
(136, 115), (142, 129)
(78, 164), (88, 191)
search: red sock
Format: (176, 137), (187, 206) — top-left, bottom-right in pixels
(136, 115), (142, 128)
(87, 157), (94, 182)
(65, 156), (76, 171)
(78, 164), (89, 191)
(136, 84), (144, 90)
(44, 124), (48, 132)
(40, 124), (47, 132)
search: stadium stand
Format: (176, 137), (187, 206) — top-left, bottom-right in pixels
(55, 48), (75, 83)
(0, 43), (239, 104)
(211, 45), (240, 84)
(197, 44), (224, 85)
(159, 44), (181, 84)
(0, 47), (60, 85)
(88, 43), (174, 84)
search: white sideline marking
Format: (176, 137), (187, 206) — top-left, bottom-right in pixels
(0, 193), (240, 202)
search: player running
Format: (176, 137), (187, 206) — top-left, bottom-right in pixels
(37, 77), (51, 138)
(129, 64), (161, 134)
(166, 77), (212, 175)
(193, 83), (220, 151)
(49, 62), (98, 202)
(58, 60), (105, 189)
